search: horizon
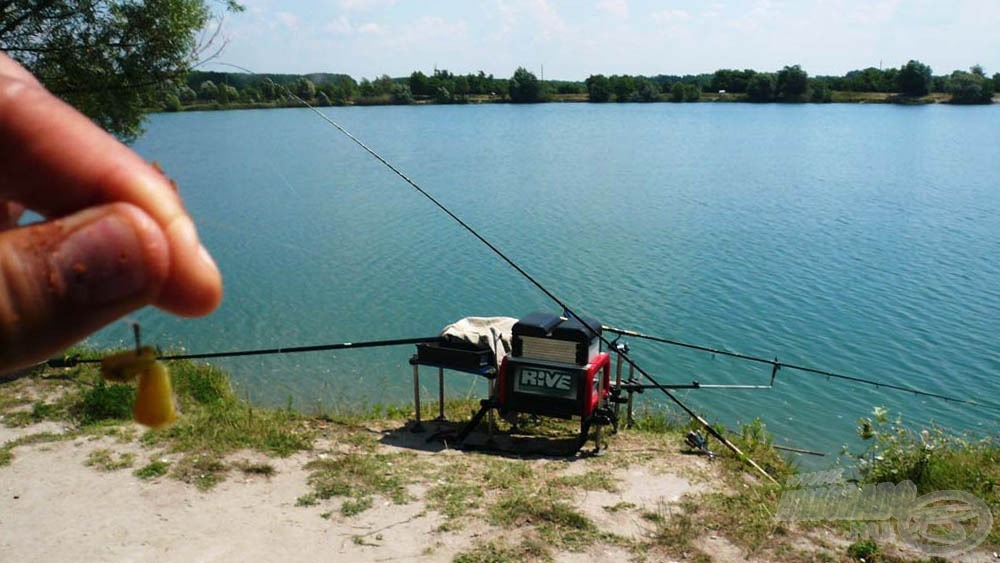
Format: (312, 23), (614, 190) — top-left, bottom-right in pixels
(202, 0), (1000, 82)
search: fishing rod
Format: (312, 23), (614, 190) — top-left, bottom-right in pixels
(230, 73), (778, 483)
(603, 325), (1000, 414)
(47, 336), (441, 367)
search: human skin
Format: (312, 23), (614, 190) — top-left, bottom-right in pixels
(0, 52), (223, 373)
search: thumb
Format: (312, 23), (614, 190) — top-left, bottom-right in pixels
(0, 203), (170, 373)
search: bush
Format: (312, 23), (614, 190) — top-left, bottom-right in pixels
(74, 380), (134, 425)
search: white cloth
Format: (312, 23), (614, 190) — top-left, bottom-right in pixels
(439, 316), (517, 371)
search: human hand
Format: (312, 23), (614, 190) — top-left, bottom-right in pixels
(0, 52), (223, 374)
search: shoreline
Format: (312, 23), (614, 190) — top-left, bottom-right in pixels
(2, 357), (996, 561)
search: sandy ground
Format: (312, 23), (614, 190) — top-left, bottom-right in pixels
(0, 418), (707, 563)
(2, 416), (995, 563)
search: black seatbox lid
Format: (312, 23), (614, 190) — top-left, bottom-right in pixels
(512, 312), (563, 337)
(552, 316), (602, 343)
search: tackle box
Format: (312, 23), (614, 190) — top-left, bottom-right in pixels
(511, 312), (603, 366)
(415, 341), (493, 372)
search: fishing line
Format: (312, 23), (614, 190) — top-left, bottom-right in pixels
(603, 325), (1000, 414)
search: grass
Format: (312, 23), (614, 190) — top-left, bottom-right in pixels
(85, 448), (135, 471)
(453, 539), (551, 563)
(134, 459), (172, 479)
(299, 451), (419, 516)
(171, 453), (228, 491)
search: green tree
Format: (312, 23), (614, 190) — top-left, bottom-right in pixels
(746, 73), (776, 102)
(947, 68), (993, 104)
(633, 78), (660, 102)
(711, 68), (755, 93)
(670, 82), (686, 102)
(409, 71), (432, 97)
(1, 0), (243, 142)
(198, 80), (219, 100)
(683, 83), (701, 102)
(390, 83), (413, 104)
(808, 78), (831, 103)
(509, 67), (541, 103)
(610, 74), (635, 102)
(898, 60), (932, 97)
(585, 74), (612, 102)
(776, 65), (808, 100)
(217, 84), (238, 104)
(178, 85), (197, 103)
(163, 93), (182, 112)
(295, 77), (316, 101)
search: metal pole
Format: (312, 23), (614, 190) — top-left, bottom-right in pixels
(411, 363), (423, 432)
(436, 367), (446, 421)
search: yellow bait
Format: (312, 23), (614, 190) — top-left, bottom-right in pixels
(100, 346), (177, 429)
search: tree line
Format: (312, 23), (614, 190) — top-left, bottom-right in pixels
(166, 60), (996, 113)
(3, 2), (994, 141)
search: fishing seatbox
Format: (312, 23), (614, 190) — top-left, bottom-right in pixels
(511, 312), (602, 366)
(498, 353), (611, 419)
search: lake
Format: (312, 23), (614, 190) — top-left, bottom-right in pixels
(91, 102), (1000, 464)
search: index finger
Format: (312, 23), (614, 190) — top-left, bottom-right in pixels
(0, 53), (222, 316)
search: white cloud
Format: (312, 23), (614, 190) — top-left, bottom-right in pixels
(358, 22), (387, 35)
(650, 9), (690, 24)
(276, 11), (300, 30)
(325, 15), (353, 35)
(339, 0), (397, 11)
(596, 0), (629, 20)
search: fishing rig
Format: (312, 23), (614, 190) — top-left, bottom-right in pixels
(43, 74), (1000, 484)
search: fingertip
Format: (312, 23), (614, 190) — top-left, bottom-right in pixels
(155, 215), (223, 316)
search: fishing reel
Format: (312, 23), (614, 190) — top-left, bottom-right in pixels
(685, 430), (714, 460)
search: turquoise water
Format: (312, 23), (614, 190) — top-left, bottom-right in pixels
(93, 103), (1000, 462)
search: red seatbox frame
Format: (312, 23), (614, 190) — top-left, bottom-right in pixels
(498, 353), (610, 420)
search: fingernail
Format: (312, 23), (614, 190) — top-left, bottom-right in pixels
(198, 242), (219, 272)
(170, 215), (220, 276)
(55, 212), (149, 306)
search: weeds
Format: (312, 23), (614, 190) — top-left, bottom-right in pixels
(85, 448), (135, 471)
(172, 454), (228, 491)
(850, 407), (1000, 547)
(300, 452), (417, 515)
(134, 459), (172, 479)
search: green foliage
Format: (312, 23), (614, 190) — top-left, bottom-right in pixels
(632, 78), (660, 102)
(746, 73), (776, 102)
(453, 539), (550, 563)
(301, 452), (416, 515)
(509, 67), (542, 103)
(776, 64), (808, 100)
(85, 448), (135, 471)
(610, 74), (635, 102)
(846, 539), (880, 561)
(74, 380), (135, 425)
(585, 74), (612, 102)
(134, 459), (172, 479)
(0, 0), (242, 141)
(851, 407), (999, 546)
(948, 68), (993, 104)
(898, 59), (932, 97)
(294, 77), (316, 100)
(488, 491), (593, 531)
(852, 407), (999, 493)
(390, 83), (413, 104)
(809, 78), (832, 102)
(711, 68), (756, 93)
(172, 453), (227, 490)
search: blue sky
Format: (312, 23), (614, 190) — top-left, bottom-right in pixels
(204, 0), (1000, 80)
